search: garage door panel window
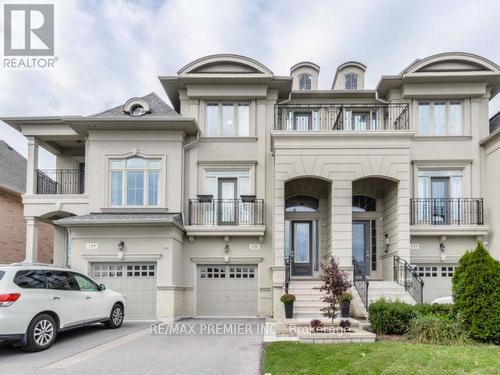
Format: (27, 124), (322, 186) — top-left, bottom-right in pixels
(229, 267), (255, 279)
(93, 264), (155, 278)
(200, 266), (226, 279)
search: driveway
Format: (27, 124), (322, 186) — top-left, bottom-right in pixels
(0, 319), (264, 375)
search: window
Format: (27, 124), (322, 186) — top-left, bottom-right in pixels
(286, 195), (319, 212)
(285, 110), (319, 130)
(130, 104), (147, 117)
(417, 101), (463, 135)
(72, 273), (98, 292)
(199, 266), (226, 279)
(0, 270), (4, 280)
(109, 157), (161, 207)
(45, 271), (79, 291)
(345, 73), (358, 90)
(229, 266), (255, 279)
(417, 170), (463, 199)
(14, 270), (46, 289)
(93, 263), (155, 278)
(299, 73), (312, 90)
(352, 195), (376, 212)
(204, 169), (251, 197)
(206, 103), (250, 136)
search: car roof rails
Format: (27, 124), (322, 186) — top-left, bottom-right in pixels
(9, 262), (65, 268)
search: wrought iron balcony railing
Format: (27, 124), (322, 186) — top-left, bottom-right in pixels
(274, 103), (410, 131)
(410, 198), (484, 226)
(36, 169), (85, 195)
(188, 198), (265, 226)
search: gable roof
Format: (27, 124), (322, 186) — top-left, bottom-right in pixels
(91, 92), (179, 118)
(0, 140), (26, 194)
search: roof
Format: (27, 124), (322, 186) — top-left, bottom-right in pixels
(0, 140), (26, 194)
(290, 61), (320, 73)
(54, 213), (184, 229)
(92, 92), (179, 118)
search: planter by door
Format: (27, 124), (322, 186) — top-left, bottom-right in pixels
(284, 303), (294, 319)
(340, 303), (350, 318)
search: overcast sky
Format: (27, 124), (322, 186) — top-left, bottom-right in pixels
(1, 0), (500, 168)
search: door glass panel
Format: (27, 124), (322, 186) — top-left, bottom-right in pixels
(293, 222), (310, 263)
(294, 112), (311, 130)
(352, 112), (370, 130)
(431, 178), (449, 224)
(352, 223), (366, 265)
(219, 179), (236, 224)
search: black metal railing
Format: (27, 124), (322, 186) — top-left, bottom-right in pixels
(188, 198), (265, 226)
(410, 198), (484, 225)
(36, 169), (84, 194)
(393, 255), (424, 304)
(284, 254), (291, 294)
(274, 103), (410, 131)
(352, 256), (369, 308)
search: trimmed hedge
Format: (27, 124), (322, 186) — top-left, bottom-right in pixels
(452, 242), (500, 344)
(368, 299), (416, 334)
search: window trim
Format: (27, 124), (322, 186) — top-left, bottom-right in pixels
(298, 73), (312, 90)
(198, 163), (255, 196)
(205, 102), (250, 137)
(417, 101), (464, 136)
(108, 155), (163, 208)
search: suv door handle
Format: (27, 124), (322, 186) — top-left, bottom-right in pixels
(52, 296), (61, 300)
(85, 296), (91, 300)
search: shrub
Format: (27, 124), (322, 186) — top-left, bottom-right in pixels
(452, 242), (500, 344)
(368, 299), (416, 335)
(280, 294), (296, 304)
(413, 303), (454, 318)
(310, 319), (322, 333)
(407, 315), (470, 345)
(317, 257), (351, 323)
(339, 292), (353, 304)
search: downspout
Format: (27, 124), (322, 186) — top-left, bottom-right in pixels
(375, 90), (389, 104)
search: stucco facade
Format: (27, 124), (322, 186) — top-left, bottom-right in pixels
(3, 52), (500, 321)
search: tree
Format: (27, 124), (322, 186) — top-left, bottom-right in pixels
(452, 241), (500, 344)
(318, 256), (352, 322)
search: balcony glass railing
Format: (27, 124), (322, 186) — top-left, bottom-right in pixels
(410, 198), (484, 225)
(188, 198), (264, 226)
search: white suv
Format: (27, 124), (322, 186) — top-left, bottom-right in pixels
(0, 263), (125, 351)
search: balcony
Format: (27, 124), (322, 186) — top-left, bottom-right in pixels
(36, 169), (84, 195)
(186, 198), (265, 238)
(274, 103), (410, 131)
(410, 198), (485, 236)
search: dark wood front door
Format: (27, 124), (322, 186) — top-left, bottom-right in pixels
(291, 221), (313, 276)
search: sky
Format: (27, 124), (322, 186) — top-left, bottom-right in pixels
(1, 0), (500, 168)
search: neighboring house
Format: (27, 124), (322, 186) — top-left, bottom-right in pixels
(2, 52), (500, 321)
(490, 111), (500, 133)
(0, 140), (53, 264)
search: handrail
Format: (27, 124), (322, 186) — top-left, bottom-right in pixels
(284, 254), (291, 294)
(352, 256), (369, 308)
(188, 198), (265, 226)
(393, 255), (424, 304)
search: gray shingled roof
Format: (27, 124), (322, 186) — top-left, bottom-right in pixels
(91, 92), (179, 118)
(54, 213), (184, 228)
(0, 140), (26, 194)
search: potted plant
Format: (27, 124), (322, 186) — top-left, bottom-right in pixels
(339, 292), (353, 318)
(310, 319), (323, 333)
(280, 293), (296, 319)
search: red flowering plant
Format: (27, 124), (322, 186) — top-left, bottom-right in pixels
(317, 256), (352, 323)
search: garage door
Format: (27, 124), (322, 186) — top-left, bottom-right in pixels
(91, 263), (157, 320)
(412, 264), (457, 303)
(197, 265), (258, 317)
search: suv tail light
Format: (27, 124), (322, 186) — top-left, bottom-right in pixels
(0, 293), (21, 307)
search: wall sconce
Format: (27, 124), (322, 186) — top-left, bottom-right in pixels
(117, 241), (125, 260)
(384, 234), (390, 253)
(224, 244), (230, 263)
(439, 240), (446, 262)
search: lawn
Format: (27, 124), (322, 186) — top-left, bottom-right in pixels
(263, 341), (500, 375)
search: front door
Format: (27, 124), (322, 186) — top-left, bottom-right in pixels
(218, 178), (237, 225)
(291, 221), (313, 276)
(352, 221), (370, 277)
(431, 177), (449, 224)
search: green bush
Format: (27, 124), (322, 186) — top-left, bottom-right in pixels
(368, 299), (416, 335)
(407, 315), (470, 345)
(413, 303), (454, 318)
(452, 242), (500, 344)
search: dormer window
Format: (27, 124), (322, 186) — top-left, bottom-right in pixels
(123, 98), (150, 117)
(299, 73), (312, 90)
(345, 73), (358, 90)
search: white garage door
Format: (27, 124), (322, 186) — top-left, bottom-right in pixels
(412, 264), (457, 303)
(91, 263), (157, 320)
(197, 265), (258, 317)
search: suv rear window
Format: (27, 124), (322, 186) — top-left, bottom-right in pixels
(14, 270), (46, 289)
(0, 270), (5, 280)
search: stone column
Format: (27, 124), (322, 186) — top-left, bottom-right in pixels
(330, 177), (353, 269)
(26, 137), (39, 195)
(25, 217), (38, 263)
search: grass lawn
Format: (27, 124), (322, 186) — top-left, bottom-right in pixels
(263, 341), (500, 375)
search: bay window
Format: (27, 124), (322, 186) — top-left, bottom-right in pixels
(417, 101), (463, 135)
(206, 103), (250, 136)
(110, 157), (161, 207)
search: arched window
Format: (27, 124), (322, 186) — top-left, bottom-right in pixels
(345, 73), (358, 90)
(123, 98), (150, 117)
(352, 195), (376, 212)
(286, 195), (319, 212)
(299, 73), (312, 90)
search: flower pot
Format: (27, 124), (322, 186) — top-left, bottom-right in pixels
(284, 302), (294, 319)
(340, 302), (350, 318)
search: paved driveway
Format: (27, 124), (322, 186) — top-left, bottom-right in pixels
(0, 319), (264, 375)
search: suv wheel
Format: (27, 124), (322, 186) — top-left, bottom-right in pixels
(105, 304), (124, 329)
(24, 314), (57, 352)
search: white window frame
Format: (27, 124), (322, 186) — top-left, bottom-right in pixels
(298, 73), (312, 90)
(417, 170), (463, 199)
(417, 101), (463, 136)
(109, 157), (162, 208)
(345, 73), (358, 90)
(205, 102), (250, 137)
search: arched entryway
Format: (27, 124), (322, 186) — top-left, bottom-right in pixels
(284, 177), (331, 277)
(352, 177), (399, 279)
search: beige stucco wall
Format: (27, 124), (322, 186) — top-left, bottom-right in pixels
(483, 133), (500, 259)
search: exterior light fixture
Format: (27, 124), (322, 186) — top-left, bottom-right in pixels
(439, 237), (446, 261)
(118, 241), (125, 260)
(384, 234), (390, 252)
